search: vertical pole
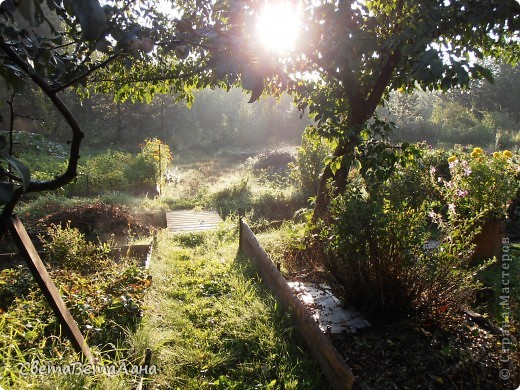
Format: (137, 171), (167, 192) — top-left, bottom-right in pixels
(238, 208), (244, 251)
(158, 144), (162, 195)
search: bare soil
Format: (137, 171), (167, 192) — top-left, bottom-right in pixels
(32, 202), (160, 244)
(333, 312), (519, 390)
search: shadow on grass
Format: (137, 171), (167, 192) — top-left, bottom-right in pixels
(232, 248), (333, 390)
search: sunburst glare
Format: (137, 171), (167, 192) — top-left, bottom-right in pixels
(256, 2), (301, 54)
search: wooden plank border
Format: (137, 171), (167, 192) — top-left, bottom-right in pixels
(239, 219), (356, 390)
(3, 215), (93, 364)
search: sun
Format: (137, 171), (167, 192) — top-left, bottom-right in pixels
(256, 2), (301, 54)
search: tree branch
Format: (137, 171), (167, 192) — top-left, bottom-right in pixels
(91, 68), (205, 84)
(7, 91), (15, 156)
(52, 53), (121, 93)
(0, 39), (84, 217)
(365, 48), (401, 115)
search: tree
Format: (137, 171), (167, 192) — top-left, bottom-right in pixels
(1, 0), (519, 225)
(289, 0), (519, 219)
(0, 0), (223, 223)
(443, 60), (520, 122)
(152, 0), (519, 219)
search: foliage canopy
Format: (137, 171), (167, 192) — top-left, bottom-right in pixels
(0, 0), (519, 217)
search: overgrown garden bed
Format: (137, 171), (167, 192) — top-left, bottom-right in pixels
(0, 223), (152, 389)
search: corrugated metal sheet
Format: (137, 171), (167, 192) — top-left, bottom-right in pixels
(166, 210), (223, 232)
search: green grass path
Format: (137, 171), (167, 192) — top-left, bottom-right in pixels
(132, 225), (329, 389)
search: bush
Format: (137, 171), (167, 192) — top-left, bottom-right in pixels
(437, 147), (519, 224)
(291, 129), (333, 199)
(318, 149), (491, 321)
(211, 178), (252, 217)
(249, 149), (295, 174)
(39, 223), (113, 273)
(138, 138), (173, 190)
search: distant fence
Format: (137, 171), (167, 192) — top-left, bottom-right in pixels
(239, 218), (356, 390)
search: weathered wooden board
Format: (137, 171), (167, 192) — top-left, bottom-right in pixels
(166, 210), (223, 232)
(3, 215), (93, 364)
(240, 219), (356, 390)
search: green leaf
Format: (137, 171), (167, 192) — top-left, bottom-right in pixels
(1, 155), (31, 192)
(248, 83), (263, 103)
(330, 157), (342, 175)
(0, 182), (14, 204)
(17, 0), (37, 27)
(70, 0), (106, 41)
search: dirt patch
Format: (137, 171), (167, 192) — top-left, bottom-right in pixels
(33, 202), (157, 244)
(331, 312), (518, 389)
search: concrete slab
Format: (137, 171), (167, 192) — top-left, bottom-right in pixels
(288, 281), (370, 334)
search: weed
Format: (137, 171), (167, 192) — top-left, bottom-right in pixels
(0, 232), (152, 388)
(173, 231), (207, 248)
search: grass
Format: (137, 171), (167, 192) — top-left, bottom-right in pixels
(4, 147), (518, 388)
(130, 223), (329, 389)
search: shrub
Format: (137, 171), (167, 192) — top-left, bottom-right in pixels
(436, 147), (519, 225)
(211, 178), (252, 217)
(138, 138), (173, 190)
(249, 149), (295, 174)
(291, 129), (333, 199)
(125, 153), (157, 192)
(69, 150), (133, 193)
(318, 150), (488, 321)
(39, 223), (113, 274)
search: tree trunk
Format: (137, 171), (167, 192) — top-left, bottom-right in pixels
(312, 124), (363, 223)
(114, 101), (123, 142)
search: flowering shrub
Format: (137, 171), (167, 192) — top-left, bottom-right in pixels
(319, 163), (479, 320)
(436, 147), (519, 225)
(316, 145), (518, 321)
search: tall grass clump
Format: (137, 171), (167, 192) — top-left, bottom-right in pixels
(209, 172), (302, 221)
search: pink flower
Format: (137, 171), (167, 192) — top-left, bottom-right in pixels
(456, 189), (468, 198)
(448, 203), (456, 214)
